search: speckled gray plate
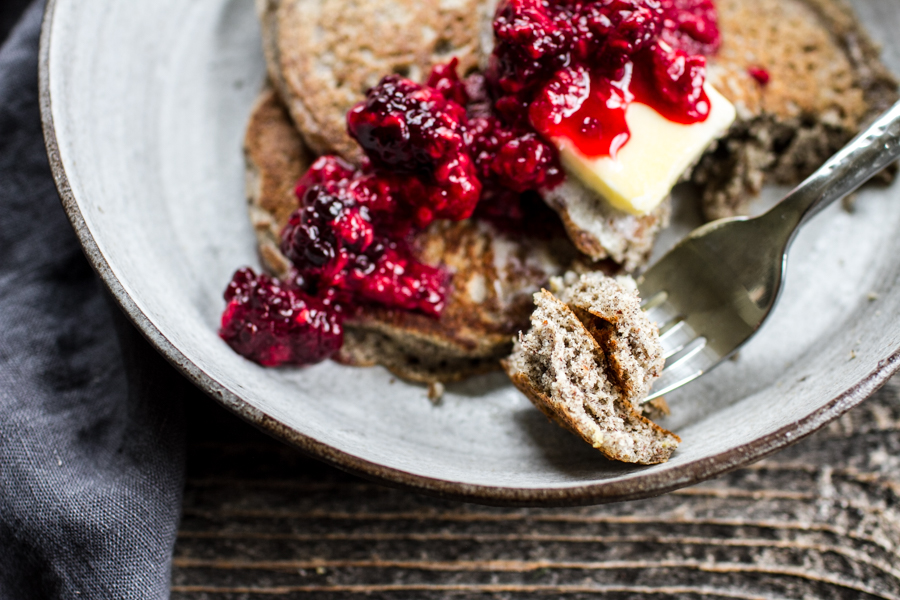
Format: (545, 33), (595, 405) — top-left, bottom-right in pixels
(40, 0), (900, 505)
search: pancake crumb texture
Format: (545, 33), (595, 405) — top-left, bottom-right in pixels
(504, 273), (679, 465)
(542, 178), (671, 271)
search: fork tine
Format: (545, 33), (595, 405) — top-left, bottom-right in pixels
(644, 337), (714, 402)
(640, 290), (668, 310)
(658, 319), (697, 359)
(641, 298), (693, 358)
(643, 301), (680, 331)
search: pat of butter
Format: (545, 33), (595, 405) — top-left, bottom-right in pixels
(556, 84), (736, 216)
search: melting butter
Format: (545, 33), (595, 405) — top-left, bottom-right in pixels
(556, 84), (736, 216)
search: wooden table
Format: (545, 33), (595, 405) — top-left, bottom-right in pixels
(171, 377), (900, 599)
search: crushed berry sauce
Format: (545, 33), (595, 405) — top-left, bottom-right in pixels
(221, 0), (722, 367)
(281, 156), (449, 318)
(220, 268), (344, 367)
(747, 65), (770, 86)
(346, 75), (482, 226)
(491, 0), (721, 159)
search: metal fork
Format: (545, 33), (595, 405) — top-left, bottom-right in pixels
(639, 100), (900, 402)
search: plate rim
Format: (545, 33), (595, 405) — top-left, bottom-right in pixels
(38, 0), (900, 507)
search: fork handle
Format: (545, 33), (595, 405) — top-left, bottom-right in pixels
(768, 100), (900, 231)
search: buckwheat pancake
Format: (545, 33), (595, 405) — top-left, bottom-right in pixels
(257, 0), (490, 163)
(696, 0), (898, 219)
(247, 0), (897, 379)
(244, 88), (581, 382)
(259, 0), (896, 267)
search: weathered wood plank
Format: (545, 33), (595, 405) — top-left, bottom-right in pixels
(172, 378), (900, 599)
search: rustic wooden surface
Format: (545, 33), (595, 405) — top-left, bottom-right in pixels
(172, 377), (900, 599)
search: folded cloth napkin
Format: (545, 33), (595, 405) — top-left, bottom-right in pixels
(0, 1), (186, 597)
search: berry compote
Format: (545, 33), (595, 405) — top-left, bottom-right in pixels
(222, 76), (476, 366)
(490, 0), (721, 159)
(221, 0), (724, 368)
(220, 268), (344, 367)
(280, 156), (450, 318)
(347, 75), (482, 226)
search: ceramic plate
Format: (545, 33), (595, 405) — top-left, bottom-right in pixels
(40, 0), (900, 505)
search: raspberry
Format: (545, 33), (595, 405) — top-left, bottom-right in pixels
(345, 244), (449, 317)
(427, 57), (469, 106)
(280, 181), (448, 317)
(659, 0), (721, 56)
(281, 185), (374, 281)
(467, 113), (564, 195)
(488, 0), (720, 159)
(219, 268), (343, 367)
(491, 133), (563, 192)
(347, 75), (482, 224)
(647, 41), (710, 121)
(747, 66), (770, 86)
(347, 75), (468, 172)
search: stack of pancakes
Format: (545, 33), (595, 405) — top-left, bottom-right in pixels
(245, 0), (896, 383)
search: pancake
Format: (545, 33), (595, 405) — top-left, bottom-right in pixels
(243, 88), (581, 382)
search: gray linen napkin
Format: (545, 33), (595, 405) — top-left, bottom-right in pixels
(0, 2), (186, 597)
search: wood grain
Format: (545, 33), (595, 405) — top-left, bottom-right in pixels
(172, 378), (900, 599)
